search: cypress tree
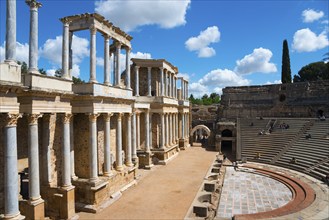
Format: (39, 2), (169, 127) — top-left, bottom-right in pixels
(281, 39), (292, 83)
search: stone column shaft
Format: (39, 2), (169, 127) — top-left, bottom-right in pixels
(169, 114), (172, 145)
(136, 113), (140, 150)
(116, 113), (123, 171)
(160, 113), (165, 149)
(132, 112), (137, 161)
(104, 113), (112, 176)
(135, 66), (140, 96)
(159, 67), (164, 96)
(165, 114), (169, 146)
(126, 48), (131, 89)
(28, 114), (42, 201)
(145, 111), (150, 152)
(5, 0), (16, 62)
(4, 114), (22, 218)
(89, 27), (97, 83)
(126, 114), (133, 166)
(62, 21), (70, 79)
(89, 114), (99, 182)
(42, 114), (51, 185)
(115, 42), (121, 86)
(147, 67), (152, 96)
(62, 114), (72, 187)
(149, 113), (152, 150)
(27, 1), (42, 73)
(181, 113), (184, 139)
(70, 117), (77, 180)
(104, 36), (111, 85)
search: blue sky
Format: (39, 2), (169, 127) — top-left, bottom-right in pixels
(1, 0), (328, 97)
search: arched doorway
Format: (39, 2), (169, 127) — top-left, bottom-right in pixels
(190, 125), (211, 147)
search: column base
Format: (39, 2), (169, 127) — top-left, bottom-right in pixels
(115, 165), (124, 172)
(58, 186), (77, 220)
(20, 199), (44, 220)
(137, 151), (153, 169)
(125, 161), (134, 167)
(2, 213), (25, 220)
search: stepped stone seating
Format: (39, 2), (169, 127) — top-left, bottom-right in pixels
(240, 118), (329, 180)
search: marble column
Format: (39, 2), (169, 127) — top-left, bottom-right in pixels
(147, 67), (152, 96)
(165, 113), (169, 146)
(176, 114), (179, 142)
(61, 18), (70, 79)
(5, 0), (16, 63)
(62, 114), (72, 188)
(149, 112), (152, 150)
(136, 113), (140, 150)
(170, 73), (173, 97)
(115, 42), (121, 86)
(181, 80), (185, 100)
(28, 114), (42, 201)
(3, 114), (22, 219)
(186, 81), (189, 100)
(169, 114), (172, 145)
(89, 113), (99, 182)
(135, 66), (140, 96)
(70, 116), (77, 180)
(89, 26), (97, 83)
(168, 72), (171, 97)
(164, 71), (168, 96)
(116, 113), (123, 171)
(104, 35), (111, 85)
(42, 114), (51, 185)
(131, 111), (138, 162)
(125, 113), (133, 166)
(27, 0), (42, 74)
(125, 47), (131, 89)
(159, 67), (164, 96)
(145, 110), (150, 152)
(181, 113), (184, 139)
(103, 113), (113, 176)
(160, 113), (165, 149)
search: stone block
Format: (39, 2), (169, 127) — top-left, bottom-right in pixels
(0, 62), (21, 83)
(20, 199), (45, 220)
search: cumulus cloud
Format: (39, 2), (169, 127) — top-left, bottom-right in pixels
(234, 48), (277, 74)
(265, 80), (281, 85)
(189, 82), (209, 98)
(0, 41), (29, 63)
(185, 26), (220, 58)
(46, 69), (56, 76)
(95, 0), (190, 32)
(292, 28), (329, 52)
(177, 73), (190, 81)
(302, 9), (324, 23)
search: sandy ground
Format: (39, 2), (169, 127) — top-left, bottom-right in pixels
(78, 145), (218, 220)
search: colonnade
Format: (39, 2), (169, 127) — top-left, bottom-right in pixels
(180, 112), (190, 139)
(180, 78), (189, 101)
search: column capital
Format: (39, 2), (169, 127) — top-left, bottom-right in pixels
(135, 65), (140, 70)
(147, 66), (152, 71)
(125, 47), (131, 53)
(62, 113), (72, 124)
(117, 113), (123, 120)
(26, 0), (42, 9)
(103, 113), (113, 122)
(102, 34), (110, 40)
(115, 41), (122, 48)
(1, 113), (22, 126)
(159, 67), (164, 71)
(28, 114), (42, 125)
(90, 25), (97, 35)
(88, 113), (99, 122)
(60, 17), (71, 26)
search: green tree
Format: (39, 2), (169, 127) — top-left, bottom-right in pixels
(210, 92), (220, 104)
(281, 39), (292, 83)
(17, 61), (28, 74)
(39, 68), (47, 75)
(55, 69), (62, 78)
(72, 76), (85, 84)
(293, 62), (329, 82)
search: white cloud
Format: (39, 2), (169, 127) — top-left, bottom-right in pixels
(302, 9), (324, 23)
(234, 48), (277, 74)
(265, 80), (281, 85)
(189, 82), (209, 98)
(213, 87), (223, 95)
(46, 69), (56, 76)
(96, 57), (104, 67)
(0, 41), (29, 63)
(40, 35), (89, 66)
(95, 0), (190, 32)
(292, 28), (329, 52)
(199, 69), (250, 87)
(71, 64), (80, 77)
(185, 26), (220, 58)
(177, 73), (190, 81)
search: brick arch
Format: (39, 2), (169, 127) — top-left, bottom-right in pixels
(190, 125), (211, 137)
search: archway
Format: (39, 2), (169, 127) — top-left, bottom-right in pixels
(190, 125), (211, 146)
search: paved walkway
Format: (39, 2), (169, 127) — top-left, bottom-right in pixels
(78, 146), (218, 220)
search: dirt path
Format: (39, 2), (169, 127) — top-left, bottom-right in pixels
(78, 146), (218, 220)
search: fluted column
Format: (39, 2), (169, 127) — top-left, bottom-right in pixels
(3, 114), (22, 219)
(149, 112), (153, 150)
(42, 114), (51, 185)
(61, 18), (70, 79)
(135, 66), (140, 96)
(171, 73), (174, 97)
(5, 0), (16, 63)
(89, 26), (97, 83)
(174, 77), (177, 99)
(62, 114), (72, 188)
(125, 47), (131, 89)
(116, 113), (123, 171)
(70, 116), (77, 180)
(104, 35), (111, 85)
(164, 70), (168, 96)
(131, 111), (138, 162)
(186, 81), (189, 100)
(145, 110), (150, 152)
(27, 0), (42, 74)
(176, 114), (179, 142)
(159, 67), (164, 96)
(169, 114), (172, 145)
(160, 113), (165, 149)
(147, 67), (152, 96)
(89, 113), (99, 182)
(103, 113), (113, 176)
(28, 114), (42, 201)
(126, 113), (133, 166)
(181, 113), (184, 139)
(115, 42), (121, 86)
(136, 113), (140, 150)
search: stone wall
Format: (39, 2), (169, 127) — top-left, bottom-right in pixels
(220, 80), (329, 119)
